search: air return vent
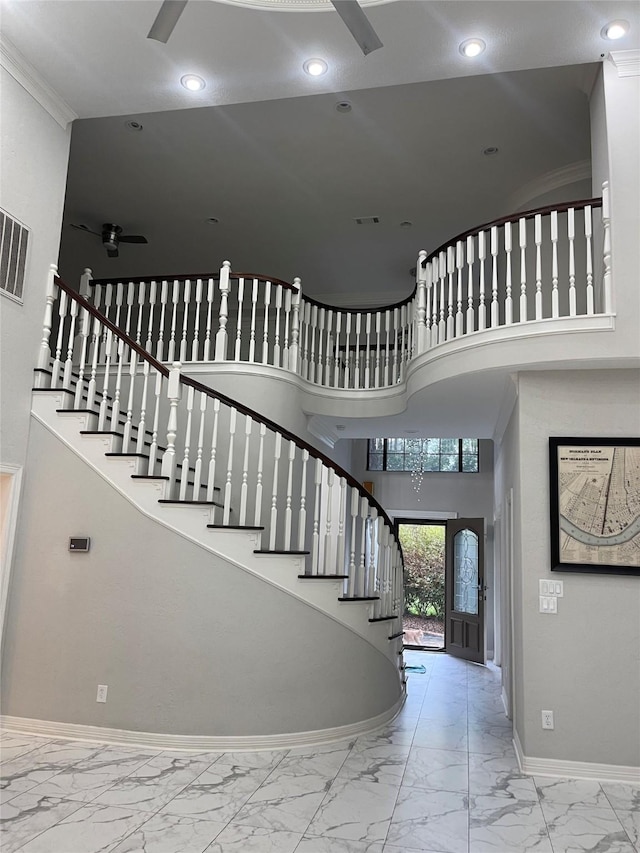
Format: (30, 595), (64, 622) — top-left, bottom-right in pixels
(0, 209), (29, 303)
(354, 216), (380, 225)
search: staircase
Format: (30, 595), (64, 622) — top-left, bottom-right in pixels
(29, 269), (407, 745)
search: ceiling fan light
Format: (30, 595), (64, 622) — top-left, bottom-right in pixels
(601, 20), (629, 40)
(460, 38), (486, 58)
(180, 74), (206, 92)
(303, 58), (328, 77)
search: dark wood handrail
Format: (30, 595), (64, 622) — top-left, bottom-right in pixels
(90, 270), (299, 291)
(420, 196), (603, 268)
(55, 276), (170, 378)
(54, 275), (398, 537)
(301, 291), (416, 314)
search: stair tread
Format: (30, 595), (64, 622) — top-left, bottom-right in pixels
(105, 452), (148, 458)
(388, 631), (405, 640)
(338, 596), (380, 602)
(131, 475), (170, 481)
(254, 549), (310, 555)
(297, 574), (348, 579)
(33, 386), (73, 393)
(207, 524), (264, 530)
(369, 615), (398, 623)
(80, 430), (123, 437)
(159, 499), (223, 506)
(57, 408), (100, 415)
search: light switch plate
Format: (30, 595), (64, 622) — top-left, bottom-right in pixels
(539, 595), (557, 613)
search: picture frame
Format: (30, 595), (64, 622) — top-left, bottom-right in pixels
(549, 437), (640, 575)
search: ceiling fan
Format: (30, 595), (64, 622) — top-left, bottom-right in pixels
(147, 0), (383, 56)
(70, 223), (149, 259)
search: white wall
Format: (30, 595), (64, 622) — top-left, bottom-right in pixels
(1, 420), (401, 736)
(0, 67), (71, 469)
(505, 369), (640, 767)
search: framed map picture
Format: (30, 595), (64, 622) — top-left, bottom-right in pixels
(549, 437), (640, 575)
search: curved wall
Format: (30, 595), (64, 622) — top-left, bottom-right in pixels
(1, 420), (401, 738)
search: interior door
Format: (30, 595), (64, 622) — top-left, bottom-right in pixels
(445, 518), (485, 663)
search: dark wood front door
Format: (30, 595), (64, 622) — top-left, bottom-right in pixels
(445, 518), (485, 663)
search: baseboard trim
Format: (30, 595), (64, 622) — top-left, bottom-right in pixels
(513, 728), (640, 784)
(1, 694), (406, 753)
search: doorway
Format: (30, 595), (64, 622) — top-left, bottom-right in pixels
(398, 521), (446, 651)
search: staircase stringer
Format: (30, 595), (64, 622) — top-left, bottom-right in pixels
(31, 393), (402, 666)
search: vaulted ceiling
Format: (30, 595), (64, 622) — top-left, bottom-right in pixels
(2, 1), (638, 302)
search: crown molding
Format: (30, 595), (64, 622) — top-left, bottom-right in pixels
(608, 49), (640, 78)
(509, 160), (591, 213)
(0, 37), (77, 129)
(213, 0), (393, 9)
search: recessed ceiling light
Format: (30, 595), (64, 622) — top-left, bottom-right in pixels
(400, 221), (413, 228)
(303, 58), (328, 77)
(483, 146), (499, 156)
(125, 120), (143, 132)
(206, 217), (219, 225)
(459, 38), (486, 58)
(601, 20), (629, 40)
(180, 74), (206, 92)
(336, 101), (352, 113)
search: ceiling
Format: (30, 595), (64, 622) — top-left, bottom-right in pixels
(2, 0), (638, 302)
(2, 1), (638, 436)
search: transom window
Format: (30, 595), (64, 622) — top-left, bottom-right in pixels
(367, 438), (479, 473)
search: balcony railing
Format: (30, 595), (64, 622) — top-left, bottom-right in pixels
(81, 186), (609, 391)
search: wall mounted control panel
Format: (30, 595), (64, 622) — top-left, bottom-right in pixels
(69, 537), (91, 552)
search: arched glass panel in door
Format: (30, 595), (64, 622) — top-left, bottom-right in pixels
(453, 528), (479, 614)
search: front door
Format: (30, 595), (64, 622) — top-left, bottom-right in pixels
(445, 518), (485, 663)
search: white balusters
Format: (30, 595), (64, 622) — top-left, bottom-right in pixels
(157, 279), (168, 360)
(179, 384), (195, 500)
(122, 350), (138, 451)
(336, 477), (346, 573)
(36, 266), (58, 383)
(438, 251), (446, 342)
(204, 276), (215, 361)
(446, 246), (455, 340)
(136, 360), (150, 456)
(86, 314), (101, 411)
(289, 279), (301, 374)
(283, 288), (292, 369)
(333, 311), (342, 387)
(551, 211), (559, 318)
(192, 278), (203, 360)
(109, 337), (125, 432)
(357, 497), (368, 597)
(585, 205), (594, 315)
(147, 371), (163, 475)
(323, 467), (334, 575)
(180, 278), (191, 362)
(74, 307), (91, 407)
(519, 218), (527, 322)
(97, 328), (113, 431)
(223, 407), (237, 525)
(431, 259), (439, 346)
(478, 231), (487, 330)
(269, 432), (281, 550)
(284, 440), (295, 550)
(568, 208), (576, 316)
(249, 278), (259, 363)
(51, 286), (68, 388)
(425, 263), (432, 347)
(364, 313), (372, 388)
(168, 279), (180, 362)
(348, 487), (359, 597)
(63, 295), (78, 389)
(466, 236), (475, 333)
(455, 241), (464, 338)
(297, 450), (309, 552)
(383, 310), (391, 386)
(534, 215), (543, 320)
(146, 280), (157, 353)
(215, 260), (231, 360)
(273, 284), (282, 367)
(490, 226), (499, 327)
(415, 250), (428, 353)
(254, 423), (266, 530)
(311, 459), (322, 575)
(135, 281), (145, 347)
(239, 415), (252, 525)
(192, 391), (208, 497)
(504, 222), (513, 325)
(161, 362), (182, 491)
(375, 312), (382, 388)
(316, 308), (326, 384)
(262, 280), (271, 364)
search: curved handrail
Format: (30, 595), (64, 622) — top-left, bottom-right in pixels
(55, 274), (398, 536)
(90, 270), (299, 291)
(421, 196), (603, 268)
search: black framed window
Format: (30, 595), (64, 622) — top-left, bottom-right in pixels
(367, 438), (479, 473)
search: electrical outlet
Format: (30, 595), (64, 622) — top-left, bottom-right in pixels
(96, 684), (108, 703)
(541, 709), (554, 729)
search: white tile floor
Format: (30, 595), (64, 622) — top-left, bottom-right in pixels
(1, 651), (638, 852)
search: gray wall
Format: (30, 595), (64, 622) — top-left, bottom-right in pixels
(1, 420), (401, 736)
(506, 369), (640, 766)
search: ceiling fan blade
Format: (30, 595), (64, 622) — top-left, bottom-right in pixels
(147, 0), (188, 43)
(330, 0), (383, 56)
(107, 248), (119, 258)
(70, 223), (101, 237)
(119, 235), (148, 244)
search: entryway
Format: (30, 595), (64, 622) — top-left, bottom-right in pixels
(398, 521), (446, 651)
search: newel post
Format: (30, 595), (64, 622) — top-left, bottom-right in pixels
(415, 250), (428, 354)
(79, 267), (93, 299)
(289, 276), (301, 374)
(161, 362), (182, 489)
(602, 181), (613, 314)
(35, 264), (58, 386)
(215, 260), (231, 360)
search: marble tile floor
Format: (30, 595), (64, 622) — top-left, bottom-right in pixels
(1, 651), (638, 853)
